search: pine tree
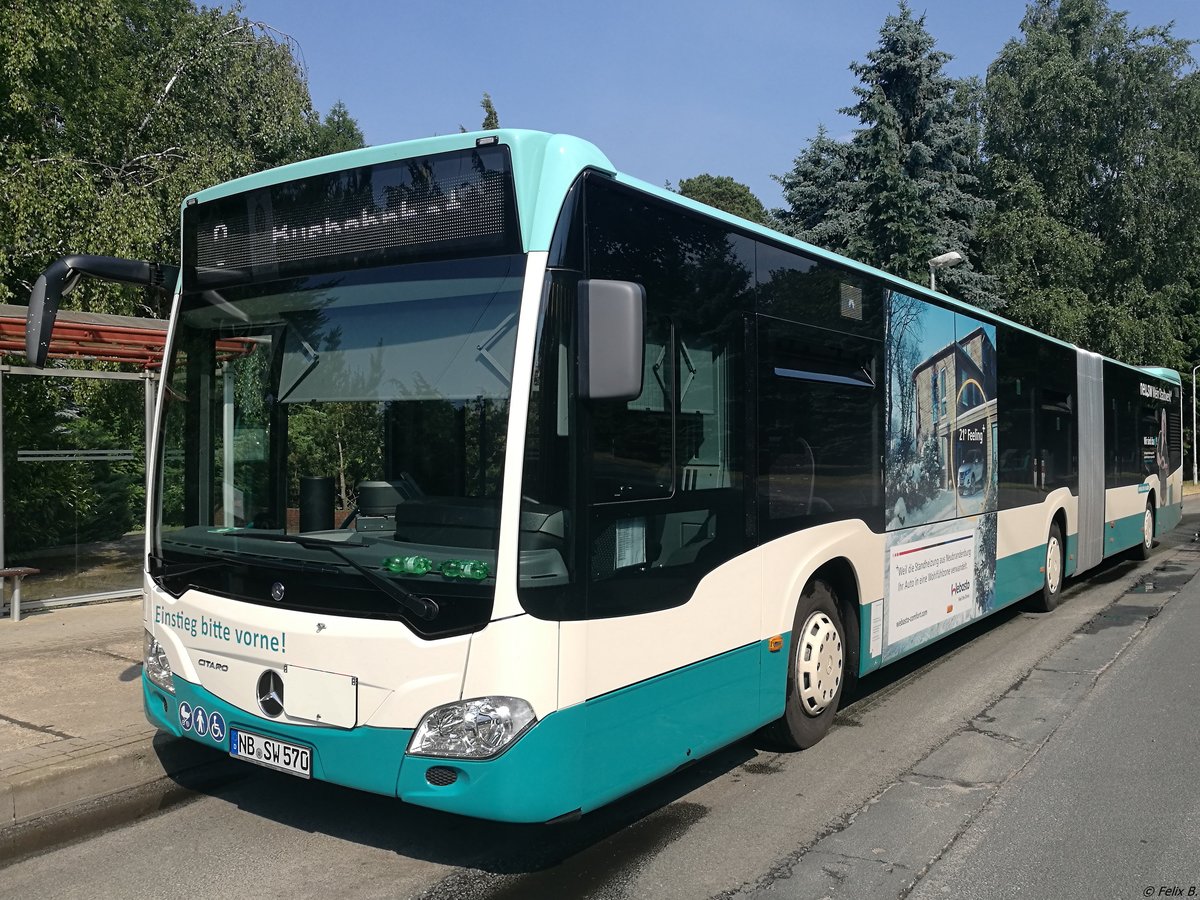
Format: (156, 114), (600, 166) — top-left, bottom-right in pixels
(313, 100), (365, 157)
(777, 2), (995, 307)
(480, 92), (499, 130)
(843, 1), (993, 304)
(774, 125), (859, 250)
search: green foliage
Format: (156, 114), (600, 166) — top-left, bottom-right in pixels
(0, 0), (364, 556)
(981, 0), (1198, 367)
(778, 0), (1198, 370)
(977, 161), (1098, 344)
(288, 403), (383, 510)
(0, 0), (364, 315)
(313, 100), (366, 157)
(677, 174), (770, 225)
(777, 2), (996, 308)
(480, 92), (500, 130)
(3, 374), (146, 555)
(775, 126), (861, 247)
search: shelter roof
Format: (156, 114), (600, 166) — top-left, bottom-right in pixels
(0, 304), (168, 367)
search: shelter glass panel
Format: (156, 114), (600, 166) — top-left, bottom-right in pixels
(3, 370), (149, 609)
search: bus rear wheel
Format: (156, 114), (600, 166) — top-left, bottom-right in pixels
(1029, 521), (1064, 613)
(768, 578), (855, 750)
(1133, 500), (1154, 561)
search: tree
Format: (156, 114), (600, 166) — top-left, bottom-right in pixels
(845, 3), (993, 304)
(0, 0), (329, 315)
(480, 92), (500, 130)
(775, 125), (860, 248)
(0, 0), (355, 554)
(976, 159), (1098, 343)
(677, 174), (770, 225)
(312, 100), (366, 157)
(981, 0), (1198, 365)
(776, 2), (995, 307)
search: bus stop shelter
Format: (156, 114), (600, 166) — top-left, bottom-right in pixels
(0, 304), (164, 617)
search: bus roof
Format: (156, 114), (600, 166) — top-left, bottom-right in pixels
(184, 129), (1180, 387)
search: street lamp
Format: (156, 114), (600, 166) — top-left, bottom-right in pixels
(928, 251), (964, 292)
(1192, 363), (1199, 487)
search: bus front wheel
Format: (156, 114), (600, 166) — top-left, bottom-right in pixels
(768, 578), (854, 750)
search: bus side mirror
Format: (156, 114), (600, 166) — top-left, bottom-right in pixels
(25, 254), (180, 367)
(26, 258), (79, 368)
(578, 279), (645, 402)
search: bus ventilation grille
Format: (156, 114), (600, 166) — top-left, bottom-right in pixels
(426, 766), (458, 787)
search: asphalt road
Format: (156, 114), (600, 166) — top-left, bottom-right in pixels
(909, 544), (1200, 900)
(3, 508), (1198, 900)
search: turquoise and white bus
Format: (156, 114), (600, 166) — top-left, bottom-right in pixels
(27, 130), (1183, 822)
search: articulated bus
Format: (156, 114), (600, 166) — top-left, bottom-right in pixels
(26, 130), (1183, 823)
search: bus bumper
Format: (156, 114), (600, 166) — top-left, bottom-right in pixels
(142, 673), (581, 822)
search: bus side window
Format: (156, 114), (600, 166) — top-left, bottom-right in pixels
(758, 319), (883, 539)
(589, 320), (675, 503)
(585, 320), (746, 618)
(580, 175), (752, 619)
(1167, 400), (1183, 473)
(997, 326), (1079, 507)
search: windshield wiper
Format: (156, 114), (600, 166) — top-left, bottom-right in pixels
(227, 532), (439, 620)
(148, 553), (229, 581)
(149, 548), (339, 583)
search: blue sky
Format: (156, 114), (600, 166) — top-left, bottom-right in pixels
(231, 1), (1199, 209)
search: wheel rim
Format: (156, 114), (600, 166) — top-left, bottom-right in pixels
(796, 611), (843, 717)
(1046, 535), (1062, 594)
(1144, 507), (1153, 549)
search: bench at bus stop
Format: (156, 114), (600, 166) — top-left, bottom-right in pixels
(1, 566), (41, 622)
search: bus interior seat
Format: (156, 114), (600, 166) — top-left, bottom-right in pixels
(353, 477), (424, 532)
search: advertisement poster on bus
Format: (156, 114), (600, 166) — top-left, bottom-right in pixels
(880, 291), (999, 661)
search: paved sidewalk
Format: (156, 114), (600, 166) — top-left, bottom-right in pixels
(0, 598), (237, 863)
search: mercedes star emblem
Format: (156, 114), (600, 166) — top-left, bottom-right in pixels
(270, 581), (286, 602)
(256, 669), (284, 718)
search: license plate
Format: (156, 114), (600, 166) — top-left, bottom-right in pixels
(229, 728), (312, 779)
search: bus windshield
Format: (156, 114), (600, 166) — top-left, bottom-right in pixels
(151, 254), (525, 632)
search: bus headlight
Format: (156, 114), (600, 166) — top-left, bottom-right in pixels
(409, 697), (536, 759)
(143, 630), (175, 694)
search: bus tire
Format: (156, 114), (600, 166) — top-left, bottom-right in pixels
(1133, 500), (1154, 561)
(1029, 521), (1065, 613)
(768, 578), (854, 750)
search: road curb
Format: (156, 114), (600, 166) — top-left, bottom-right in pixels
(0, 732), (244, 867)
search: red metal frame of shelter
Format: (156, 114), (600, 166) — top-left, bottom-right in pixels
(0, 304), (168, 367)
(0, 304), (253, 367)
